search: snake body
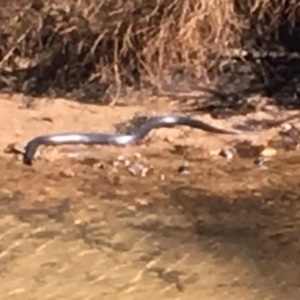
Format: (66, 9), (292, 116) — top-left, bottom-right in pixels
(23, 115), (242, 165)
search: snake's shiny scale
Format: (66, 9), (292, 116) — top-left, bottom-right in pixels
(23, 115), (243, 165)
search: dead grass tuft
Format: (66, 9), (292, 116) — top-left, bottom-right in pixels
(0, 0), (299, 105)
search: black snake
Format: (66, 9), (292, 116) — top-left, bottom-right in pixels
(23, 115), (245, 165)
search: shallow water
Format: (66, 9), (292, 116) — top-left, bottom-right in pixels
(1, 149), (300, 300)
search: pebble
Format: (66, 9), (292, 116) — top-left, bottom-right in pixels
(4, 143), (25, 154)
(117, 155), (126, 161)
(177, 162), (190, 174)
(135, 198), (150, 206)
(127, 162), (150, 176)
(260, 147), (277, 157)
(134, 152), (142, 158)
(59, 169), (75, 178)
(280, 123), (292, 132)
(219, 147), (235, 160)
(127, 205), (137, 212)
(254, 156), (269, 169)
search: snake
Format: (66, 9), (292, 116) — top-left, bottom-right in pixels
(22, 115), (245, 165)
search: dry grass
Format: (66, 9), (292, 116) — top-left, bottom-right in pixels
(0, 0), (299, 103)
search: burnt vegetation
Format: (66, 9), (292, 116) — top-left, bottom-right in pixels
(0, 0), (299, 111)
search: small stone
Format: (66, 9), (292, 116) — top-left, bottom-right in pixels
(74, 219), (84, 225)
(127, 205), (137, 212)
(135, 198), (149, 206)
(0, 188), (12, 196)
(254, 157), (269, 169)
(209, 149), (221, 156)
(87, 205), (97, 210)
(141, 166), (150, 177)
(260, 147), (277, 157)
(219, 147), (235, 160)
(124, 159), (131, 167)
(16, 154), (23, 161)
(14, 130), (23, 137)
(134, 152), (142, 158)
(117, 155), (126, 161)
(126, 161), (150, 176)
(280, 123), (292, 132)
(4, 143), (25, 154)
(113, 161), (120, 167)
(177, 163), (190, 174)
(65, 152), (81, 158)
(60, 169), (75, 178)
(93, 162), (105, 169)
